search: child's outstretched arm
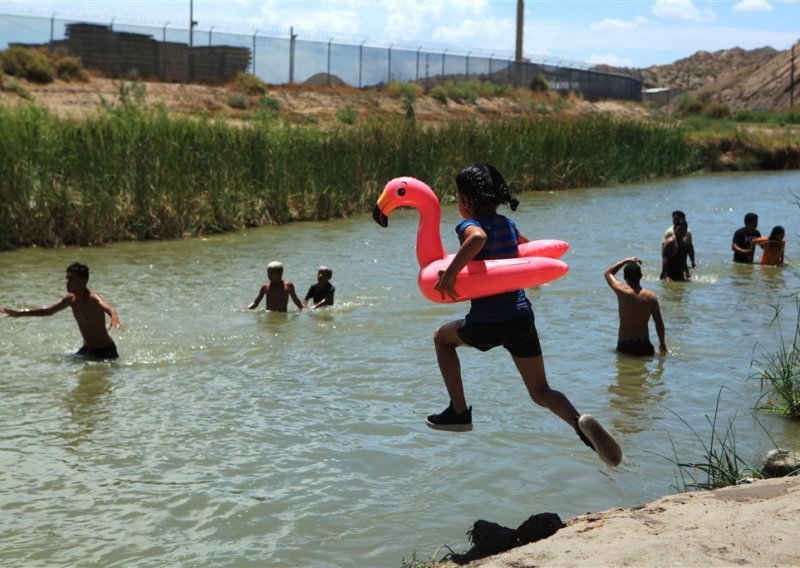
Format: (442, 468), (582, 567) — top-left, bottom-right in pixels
(248, 285), (267, 310)
(434, 224), (487, 301)
(1, 295), (74, 317)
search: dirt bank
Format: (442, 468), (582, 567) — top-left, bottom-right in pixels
(441, 476), (800, 567)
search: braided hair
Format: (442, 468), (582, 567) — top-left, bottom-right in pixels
(455, 162), (519, 212)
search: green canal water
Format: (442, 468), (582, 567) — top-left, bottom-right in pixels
(1, 170), (798, 566)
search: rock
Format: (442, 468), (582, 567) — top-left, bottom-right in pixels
(762, 448), (800, 478)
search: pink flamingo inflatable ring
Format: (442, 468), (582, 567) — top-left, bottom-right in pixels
(372, 176), (570, 303)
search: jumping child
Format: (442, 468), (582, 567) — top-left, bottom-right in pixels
(248, 261), (304, 312)
(426, 162), (622, 467)
(1, 262), (122, 360)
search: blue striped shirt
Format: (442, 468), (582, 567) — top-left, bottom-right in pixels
(456, 215), (532, 322)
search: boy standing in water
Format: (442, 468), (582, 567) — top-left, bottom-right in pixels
(248, 261), (304, 312)
(605, 257), (667, 356)
(732, 212), (761, 264)
(0, 262), (122, 360)
(661, 220), (691, 282)
(304, 266), (335, 309)
(427, 162), (622, 467)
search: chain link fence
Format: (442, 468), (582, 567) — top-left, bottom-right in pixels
(1, 12), (642, 101)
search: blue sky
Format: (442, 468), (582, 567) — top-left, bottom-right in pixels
(0, 0), (798, 68)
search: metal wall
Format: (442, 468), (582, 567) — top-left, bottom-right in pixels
(0, 12), (642, 101)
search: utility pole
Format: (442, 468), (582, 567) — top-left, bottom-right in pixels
(189, 0), (198, 81)
(515, 0), (523, 63)
(792, 43), (796, 109)
(289, 26), (297, 84)
(515, 0), (524, 87)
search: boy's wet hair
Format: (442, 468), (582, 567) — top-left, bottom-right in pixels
(623, 261), (641, 282)
(267, 261), (284, 274)
(744, 212), (758, 224)
(671, 210), (686, 220)
(456, 162), (520, 212)
(67, 262), (89, 280)
(318, 265), (333, 277)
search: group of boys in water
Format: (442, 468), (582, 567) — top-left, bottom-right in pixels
(0, 262), (335, 361)
(608, 210), (785, 357)
(0, 166), (788, 469)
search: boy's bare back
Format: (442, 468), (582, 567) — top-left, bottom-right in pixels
(605, 257), (666, 353)
(265, 281), (302, 312)
(614, 286), (660, 342)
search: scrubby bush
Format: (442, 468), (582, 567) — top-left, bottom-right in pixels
(336, 106), (357, 124)
(674, 94), (704, 116)
(386, 81), (422, 101)
(477, 80), (514, 98)
(703, 102), (731, 119)
(233, 72), (267, 96)
(52, 50), (88, 82)
(0, 46), (54, 84)
(530, 74), (549, 93)
(430, 84), (448, 104)
(228, 95), (248, 109)
(4, 80), (33, 100)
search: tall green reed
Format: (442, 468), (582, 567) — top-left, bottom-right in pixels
(660, 388), (762, 492)
(751, 297), (800, 419)
(0, 103), (698, 250)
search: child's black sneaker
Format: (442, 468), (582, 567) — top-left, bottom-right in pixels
(576, 414), (622, 467)
(426, 403), (473, 432)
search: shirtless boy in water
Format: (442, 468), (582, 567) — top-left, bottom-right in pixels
(248, 261), (304, 312)
(1, 262), (122, 360)
(604, 257), (667, 356)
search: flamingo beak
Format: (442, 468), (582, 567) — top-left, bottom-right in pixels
(372, 205), (389, 227)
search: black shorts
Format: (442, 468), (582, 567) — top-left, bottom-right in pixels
(616, 338), (655, 356)
(76, 342), (119, 360)
(457, 312), (542, 358)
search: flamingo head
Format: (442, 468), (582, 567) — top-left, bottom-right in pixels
(372, 176), (438, 228)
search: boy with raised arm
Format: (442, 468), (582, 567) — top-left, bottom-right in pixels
(1, 262), (122, 360)
(605, 257), (667, 356)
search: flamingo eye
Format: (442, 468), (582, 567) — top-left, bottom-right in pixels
(397, 187), (406, 197)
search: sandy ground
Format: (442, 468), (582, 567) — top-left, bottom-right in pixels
(0, 76), (654, 127)
(442, 476), (800, 567)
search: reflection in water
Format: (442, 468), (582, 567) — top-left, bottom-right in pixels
(63, 364), (113, 449)
(608, 354), (666, 435)
(758, 265), (786, 292)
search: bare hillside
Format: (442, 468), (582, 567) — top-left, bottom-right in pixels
(598, 44), (799, 111)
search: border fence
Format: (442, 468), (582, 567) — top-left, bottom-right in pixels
(1, 12), (642, 101)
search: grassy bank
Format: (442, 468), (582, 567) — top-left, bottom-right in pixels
(1, 103), (696, 249)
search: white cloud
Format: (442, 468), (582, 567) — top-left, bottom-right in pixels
(592, 17), (648, 31)
(587, 53), (634, 67)
(733, 0), (773, 11)
(651, 0), (716, 22)
(432, 16), (516, 53)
